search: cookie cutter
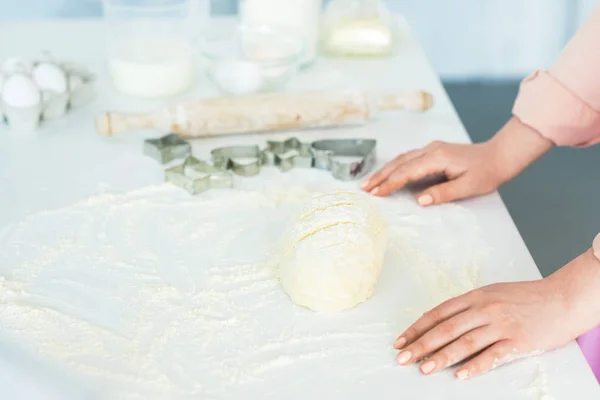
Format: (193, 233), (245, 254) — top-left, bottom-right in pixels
(311, 139), (377, 181)
(264, 137), (314, 172)
(210, 145), (266, 177)
(165, 156), (233, 195)
(144, 133), (191, 164)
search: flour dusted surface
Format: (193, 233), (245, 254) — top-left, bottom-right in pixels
(278, 191), (388, 312)
(0, 181), (543, 399)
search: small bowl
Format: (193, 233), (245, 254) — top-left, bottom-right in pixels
(198, 24), (305, 95)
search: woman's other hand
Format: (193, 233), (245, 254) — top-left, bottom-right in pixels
(393, 279), (571, 379)
(393, 249), (600, 380)
(361, 140), (504, 205)
(361, 117), (554, 205)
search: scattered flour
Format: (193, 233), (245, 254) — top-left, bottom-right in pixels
(492, 349), (546, 371)
(0, 182), (495, 399)
(523, 362), (555, 400)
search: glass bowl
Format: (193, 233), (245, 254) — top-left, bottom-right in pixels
(197, 24), (305, 95)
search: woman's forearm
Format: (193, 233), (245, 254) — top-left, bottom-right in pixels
(488, 117), (554, 183)
(546, 248), (600, 337)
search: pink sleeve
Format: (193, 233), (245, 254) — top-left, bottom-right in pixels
(512, 6), (600, 147)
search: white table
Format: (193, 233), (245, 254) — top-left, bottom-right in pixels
(0, 17), (598, 399)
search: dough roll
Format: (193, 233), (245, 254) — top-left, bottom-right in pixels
(278, 191), (388, 312)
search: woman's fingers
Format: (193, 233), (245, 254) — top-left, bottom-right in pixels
(396, 310), (489, 366)
(370, 155), (448, 197)
(418, 326), (501, 375)
(455, 340), (515, 380)
(361, 149), (423, 192)
(416, 176), (474, 206)
(394, 296), (470, 350)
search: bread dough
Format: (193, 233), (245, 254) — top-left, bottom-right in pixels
(277, 191), (388, 312)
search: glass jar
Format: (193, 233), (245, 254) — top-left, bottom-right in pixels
(239, 0), (322, 67)
(102, 0), (206, 98)
(322, 0), (394, 58)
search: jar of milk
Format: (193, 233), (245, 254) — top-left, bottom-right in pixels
(102, 0), (207, 98)
(239, 0), (323, 67)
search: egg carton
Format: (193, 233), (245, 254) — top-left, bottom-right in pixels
(0, 54), (96, 132)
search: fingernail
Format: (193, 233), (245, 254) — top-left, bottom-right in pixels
(417, 194), (433, 206)
(394, 337), (406, 349)
(370, 187), (379, 195)
(420, 360), (436, 374)
(360, 179), (370, 189)
(397, 351), (412, 365)
(456, 369), (469, 380)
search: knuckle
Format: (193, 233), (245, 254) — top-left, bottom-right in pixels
(469, 361), (484, 374)
(432, 147), (446, 158)
(432, 185), (451, 200)
(404, 327), (419, 341)
(425, 307), (443, 322)
(440, 320), (457, 337)
(411, 341), (427, 357)
(491, 350), (506, 366)
(434, 351), (451, 368)
(461, 334), (478, 352)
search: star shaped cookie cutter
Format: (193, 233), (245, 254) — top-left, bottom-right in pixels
(144, 133), (191, 164)
(165, 156), (233, 195)
(210, 145), (266, 177)
(310, 139), (377, 181)
(263, 137), (314, 172)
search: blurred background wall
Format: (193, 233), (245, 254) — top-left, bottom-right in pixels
(1, 0), (599, 275)
(1, 0), (597, 80)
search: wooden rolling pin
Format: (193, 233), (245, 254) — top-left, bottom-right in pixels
(96, 90), (434, 138)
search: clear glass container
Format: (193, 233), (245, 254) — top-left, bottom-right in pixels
(102, 0), (205, 98)
(322, 0), (395, 58)
(198, 24), (305, 95)
(239, 0), (323, 67)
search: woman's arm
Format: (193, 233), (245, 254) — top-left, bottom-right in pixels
(513, 6), (600, 147)
(547, 234), (600, 325)
(393, 242), (600, 379)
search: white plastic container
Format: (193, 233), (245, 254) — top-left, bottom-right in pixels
(239, 0), (323, 66)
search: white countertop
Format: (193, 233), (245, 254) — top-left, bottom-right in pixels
(0, 17), (598, 400)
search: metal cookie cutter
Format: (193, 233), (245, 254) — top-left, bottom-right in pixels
(144, 133), (191, 164)
(210, 145), (265, 177)
(263, 137), (314, 172)
(311, 139), (377, 181)
(165, 156), (233, 195)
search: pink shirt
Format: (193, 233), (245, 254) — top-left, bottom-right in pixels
(512, 6), (600, 258)
(513, 6), (600, 147)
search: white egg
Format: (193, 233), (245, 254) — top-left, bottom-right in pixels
(3, 57), (33, 75)
(32, 62), (68, 93)
(2, 73), (41, 107)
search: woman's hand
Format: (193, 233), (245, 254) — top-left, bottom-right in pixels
(361, 117), (554, 205)
(360, 140), (505, 205)
(393, 278), (577, 380)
